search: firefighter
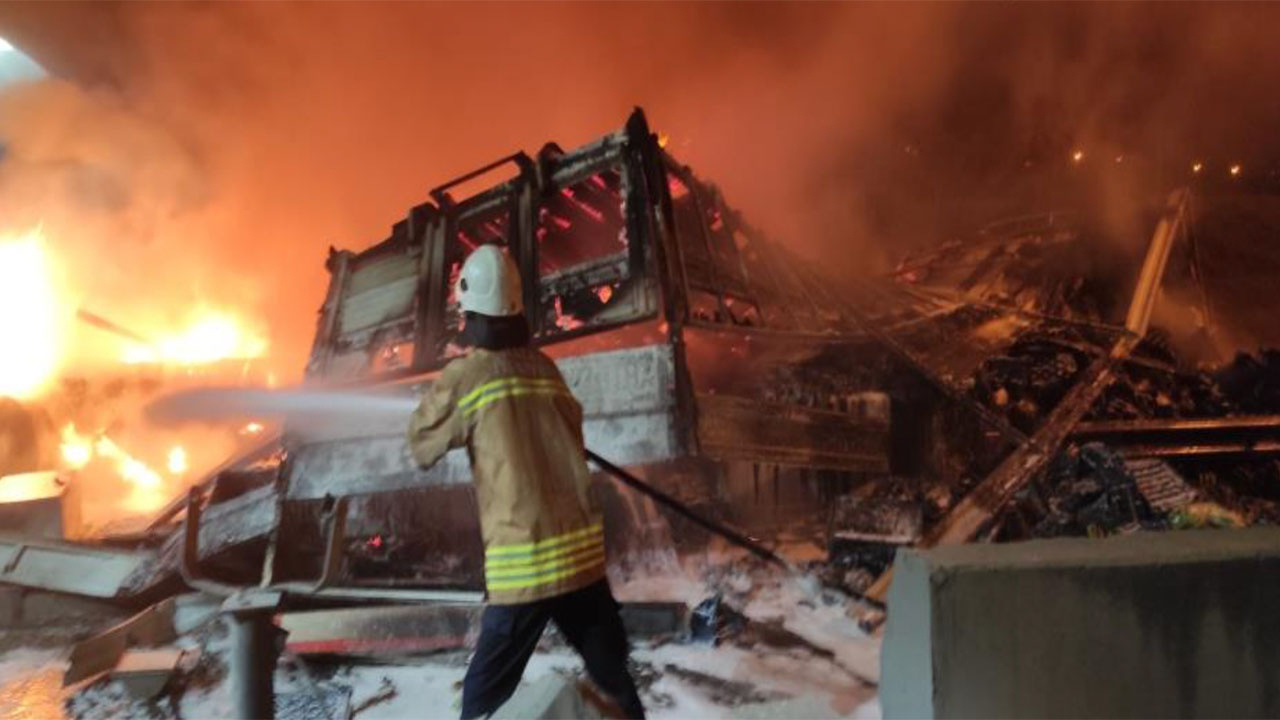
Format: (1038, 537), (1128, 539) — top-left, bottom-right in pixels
(407, 244), (646, 720)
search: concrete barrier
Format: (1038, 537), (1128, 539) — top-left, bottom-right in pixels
(882, 527), (1280, 719)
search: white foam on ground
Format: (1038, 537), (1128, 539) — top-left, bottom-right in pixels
(0, 649), (69, 720)
(333, 641), (878, 720)
(740, 577), (882, 684)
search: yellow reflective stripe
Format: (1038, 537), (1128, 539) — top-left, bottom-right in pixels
(484, 542), (605, 578)
(457, 377), (526, 410)
(457, 376), (561, 411)
(485, 523), (603, 558)
(464, 385), (572, 417)
(485, 550), (606, 592)
(485, 533), (605, 571)
(483, 527), (604, 566)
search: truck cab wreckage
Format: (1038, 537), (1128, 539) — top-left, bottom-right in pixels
(3, 108), (1280, 714)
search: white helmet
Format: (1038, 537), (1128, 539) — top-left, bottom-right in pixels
(457, 245), (523, 317)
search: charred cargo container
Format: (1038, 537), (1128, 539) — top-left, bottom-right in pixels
(278, 109), (900, 587)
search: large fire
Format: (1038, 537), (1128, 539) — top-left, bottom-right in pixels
(0, 224), (271, 520)
(0, 227), (63, 399)
(120, 311), (268, 367)
(59, 422), (182, 515)
(0, 226), (269, 397)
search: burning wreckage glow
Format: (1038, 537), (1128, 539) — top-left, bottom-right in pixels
(0, 228), (63, 400)
(0, 226), (269, 398)
(60, 423), (184, 513)
(167, 445), (189, 475)
(0, 227), (266, 512)
(120, 311), (268, 367)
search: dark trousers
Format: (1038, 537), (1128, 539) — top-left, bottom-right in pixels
(460, 580), (645, 719)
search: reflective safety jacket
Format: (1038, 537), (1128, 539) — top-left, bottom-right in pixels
(407, 347), (606, 604)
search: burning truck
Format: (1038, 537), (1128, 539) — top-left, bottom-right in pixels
(2, 108), (1280, 667)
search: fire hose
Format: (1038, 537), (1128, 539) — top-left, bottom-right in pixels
(584, 448), (885, 611)
(584, 449), (786, 568)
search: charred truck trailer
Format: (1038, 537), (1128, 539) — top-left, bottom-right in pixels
(240, 109), (1247, 596)
(279, 108), (897, 591)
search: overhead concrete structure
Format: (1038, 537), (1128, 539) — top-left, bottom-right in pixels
(882, 527), (1280, 719)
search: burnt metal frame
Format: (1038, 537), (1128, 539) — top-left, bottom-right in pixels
(1069, 414), (1280, 459)
(660, 158), (770, 328)
(306, 233), (428, 378)
(421, 152), (535, 367)
(297, 110), (702, 471)
(301, 109), (903, 468)
(308, 111), (680, 383)
(530, 126), (647, 342)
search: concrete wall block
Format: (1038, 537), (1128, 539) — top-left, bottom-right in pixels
(882, 528), (1280, 719)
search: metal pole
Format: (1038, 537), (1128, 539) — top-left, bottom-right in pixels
(228, 609), (282, 720)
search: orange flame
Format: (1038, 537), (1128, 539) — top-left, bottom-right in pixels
(121, 310), (268, 366)
(60, 424), (93, 469)
(167, 446), (188, 475)
(0, 227), (64, 399)
(60, 423), (169, 514)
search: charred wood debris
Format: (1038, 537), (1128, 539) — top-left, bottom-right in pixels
(808, 212), (1280, 597)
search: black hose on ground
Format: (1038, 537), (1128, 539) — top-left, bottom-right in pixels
(585, 449), (887, 612)
(585, 449), (787, 568)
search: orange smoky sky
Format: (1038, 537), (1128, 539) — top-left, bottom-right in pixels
(1, 3), (1279, 378)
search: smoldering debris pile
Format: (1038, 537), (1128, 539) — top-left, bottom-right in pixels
(966, 335), (1280, 533)
(823, 205), (1280, 594)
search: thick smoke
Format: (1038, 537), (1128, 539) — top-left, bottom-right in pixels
(2, 3), (1280, 377)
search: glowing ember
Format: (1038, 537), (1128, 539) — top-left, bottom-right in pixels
(242, 421), (265, 436)
(60, 424), (92, 470)
(553, 297), (584, 331)
(122, 310), (267, 366)
(1192, 161), (1204, 173)
(596, 285), (614, 303)
(60, 423), (169, 513)
(657, 134), (670, 149)
(167, 446), (188, 475)
(1230, 163), (1242, 177)
(94, 435), (163, 491)
(1071, 149), (1084, 163)
(0, 227), (63, 399)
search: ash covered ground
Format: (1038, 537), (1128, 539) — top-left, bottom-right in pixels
(1, 552), (880, 720)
